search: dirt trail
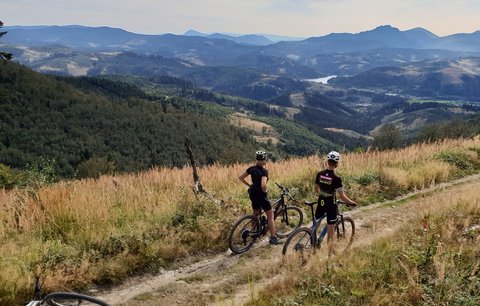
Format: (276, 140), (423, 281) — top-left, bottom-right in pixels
(97, 174), (480, 306)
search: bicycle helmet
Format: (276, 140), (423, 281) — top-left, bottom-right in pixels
(326, 151), (341, 162)
(256, 150), (267, 161)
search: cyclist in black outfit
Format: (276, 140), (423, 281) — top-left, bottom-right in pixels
(239, 150), (281, 245)
(315, 151), (356, 256)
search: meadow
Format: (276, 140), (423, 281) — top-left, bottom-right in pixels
(250, 176), (480, 305)
(1, 137), (480, 304)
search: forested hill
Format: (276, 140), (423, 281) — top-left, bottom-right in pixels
(0, 62), (263, 177)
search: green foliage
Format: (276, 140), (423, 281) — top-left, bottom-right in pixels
(76, 156), (116, 179)
(0, 158), (59, 189)
(0, 163), (21, 189)
(418, 119), (479, 143)
(22, 157), (60, 187)
(353, 172), (380, 186)
(371, 124), (403, 150)
(0, 62), (260, 178)
(436, 151), (476, 171)
(0, 21), (13, 61)
(259, 117), (338, 156)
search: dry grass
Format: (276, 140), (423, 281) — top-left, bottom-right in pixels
(1, 137), (480, 304)
(229, 113), (280, 145)
(250, 180), (480, 305)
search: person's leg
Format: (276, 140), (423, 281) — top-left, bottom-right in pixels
(260, 197), (280, 244)
(250, 192), (261, 216)
(326, 223), (335, 257)
(326, 203), (338, 257)
(265, 208), (275, 236)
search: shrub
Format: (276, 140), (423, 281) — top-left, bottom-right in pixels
(436, 151), (475, 171)
(0, 163), (22, 189)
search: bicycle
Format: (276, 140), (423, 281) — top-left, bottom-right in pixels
(227, 182), (304, 254)
(282, 199), (355, 264)
(26, 276), (109, 306)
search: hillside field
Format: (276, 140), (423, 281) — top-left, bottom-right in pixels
(1, 137), (480, 305)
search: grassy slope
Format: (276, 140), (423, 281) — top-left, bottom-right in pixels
(250, 184), (480, 306)
(1, 138), (480, 304)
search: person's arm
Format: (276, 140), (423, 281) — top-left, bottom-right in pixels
(315, 183), (320, 194)
(337, 190), (356, 205)
(261, 176), (268, 193)
(239, 172), (251, 187)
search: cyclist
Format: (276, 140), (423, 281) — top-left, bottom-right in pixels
(315, 151), (356, 256)
(239, 150), (281, 245)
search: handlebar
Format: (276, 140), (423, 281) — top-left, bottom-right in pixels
(303, 200), (357, 207)
(337, 200), (357, 207)
(274, 182), (295, 201)
(275, 182), (287, 192)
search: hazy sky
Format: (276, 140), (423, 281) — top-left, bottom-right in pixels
(2, 0), (479, 37)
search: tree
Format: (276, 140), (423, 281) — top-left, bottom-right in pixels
(371, 124), (402, 150)
(0, 20), (13, 61)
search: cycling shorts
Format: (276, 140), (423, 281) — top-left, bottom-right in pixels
(249, 192), (272, 212)
(315, 196), (338, 225)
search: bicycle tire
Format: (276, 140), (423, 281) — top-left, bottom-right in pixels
(42, 292), (109, 306)
(274, 206), (304, 238)
(333, 216), (355, 254)
(282, 227), (314, 265)
(228, 215), (260, 254)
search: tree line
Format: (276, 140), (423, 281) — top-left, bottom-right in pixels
(0, 61), (263, 183)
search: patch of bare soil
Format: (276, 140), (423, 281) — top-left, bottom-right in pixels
(97, 174), (480, 305)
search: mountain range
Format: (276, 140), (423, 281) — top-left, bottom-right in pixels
(4, 24), (480, 52)
(3, 25), (480, 82)
(1, 23), (480, 176)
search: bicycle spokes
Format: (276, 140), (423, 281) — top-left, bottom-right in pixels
(282, 228), (314, 266)
(275, 206), (303, 238)
(228, 215), (260, 254)
(333, 217), (355, 254)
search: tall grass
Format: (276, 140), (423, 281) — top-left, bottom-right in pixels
(1, 137), (480, 304)
(252, 184), (480, 305)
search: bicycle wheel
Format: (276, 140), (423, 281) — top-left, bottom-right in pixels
(333, 216), (355, 254)
(274, 206), (303, 238)
(228, 215), (260, 254)
(282, 227), (314, 265)
(42, 292), (109, 306)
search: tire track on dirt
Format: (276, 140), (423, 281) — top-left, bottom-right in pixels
(97, 173), (480, 305)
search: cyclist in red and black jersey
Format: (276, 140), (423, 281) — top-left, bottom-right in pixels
(315, 151), (356, 256)
(239, 150), (281, 245)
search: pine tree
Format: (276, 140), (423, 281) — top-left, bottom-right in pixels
(0, 20), (13, 61)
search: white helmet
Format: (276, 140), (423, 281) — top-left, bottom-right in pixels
(327, 151), (341, 162)
(256, 150), (267, 161)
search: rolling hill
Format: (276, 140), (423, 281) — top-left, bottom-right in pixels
(331, 57), (480, 100)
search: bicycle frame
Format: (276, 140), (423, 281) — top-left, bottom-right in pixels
(228, 182), (304, 254)
(305, 201), (348, 247)
(252, 186), (292, 233)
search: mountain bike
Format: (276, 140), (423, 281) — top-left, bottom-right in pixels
(228, 182), (304, 254)
(26, 276), (109, 306)
(282, 200), (355, 264)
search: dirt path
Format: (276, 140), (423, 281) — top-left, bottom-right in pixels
(97, 174), (480, 306)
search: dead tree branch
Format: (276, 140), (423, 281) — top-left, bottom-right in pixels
(184, 136), (223, 205)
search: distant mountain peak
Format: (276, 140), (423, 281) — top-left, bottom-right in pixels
(368, 25), (401, 33)
(183, 29), (206, 37)
(405, 27), (438, 38)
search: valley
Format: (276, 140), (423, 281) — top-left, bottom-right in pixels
(1, 19), (480, 305)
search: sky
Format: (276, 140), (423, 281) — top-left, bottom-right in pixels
(2, 0), (480, 37)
